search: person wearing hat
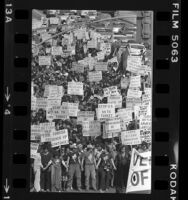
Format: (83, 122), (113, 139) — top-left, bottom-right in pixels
(81, 144), (97, 191)
(66, 144), (82, 191)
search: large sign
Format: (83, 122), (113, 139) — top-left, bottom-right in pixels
(77, 111), (95, 124)
(89, 71), (102, 82)
(126, 149), (151, 193)
(105, 118), (121, 133)
(31, 142), (39, 159)
(68, 82), (83, 95)
(121, 130), (141, 145)
(97, 104), (115, 120)
(108, 95), (122, 108)
(38, 56), (51, 66)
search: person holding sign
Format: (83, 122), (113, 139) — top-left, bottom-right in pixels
(114, 145), (130, 193)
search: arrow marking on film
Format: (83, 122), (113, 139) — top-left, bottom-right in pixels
(5, 87), (10, 102)
(4, 178), (10, 193)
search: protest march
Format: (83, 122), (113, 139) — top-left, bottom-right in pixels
(31, 10), (152, 193)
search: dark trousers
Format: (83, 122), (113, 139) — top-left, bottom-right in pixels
(40, 169), (51, 191)
(99, 168), (111, 190)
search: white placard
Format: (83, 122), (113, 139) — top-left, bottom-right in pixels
(97, 104), (115, 120)
(127, 89), (142, 98)
(108, 95), (122, 108)
(105, 118), (121, 133)
(68, 82), (83, 96)
(121, 129), (142, 145)
(129, 75), (141, 88)
(31, 142), (39, 159)
(89, 71), (102, 82)
(39, 56), (51, 66)
(51, 46), (63, 55)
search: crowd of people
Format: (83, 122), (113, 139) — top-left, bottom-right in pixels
(31, 10), (152, 193)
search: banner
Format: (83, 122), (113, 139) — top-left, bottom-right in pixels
(68, 82), (83, 95)
(129, 75), (141, 88)
(127, 89), (142, 98)
(95, 62), (108, 71)
(108, 95), (122, 108)
(126, 149), (151, 193)
(97, 104), (115, 120)
(39, 56), (51, 66)
(105, 118), (121, 133)
(31, 142), (39, 159)
(121, 130), (141, 145)
(51, 46), (63, 55)
(77, 111), (95, 124)
(89, 71), (102, 82)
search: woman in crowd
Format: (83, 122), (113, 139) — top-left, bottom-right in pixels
(114, 145), (130, 193)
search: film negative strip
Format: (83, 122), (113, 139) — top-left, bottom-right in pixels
(3, 0), (180, 200)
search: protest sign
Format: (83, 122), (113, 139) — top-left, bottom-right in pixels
(126, 98), (142, 108)
(51, 46), (63, 55)
(31, 125), (41, 141)
(103, 123), (119, 139)
(121, 130), (141, 145)
(44, 85), (64, 98)
(61, 102), (79, 117)
(87, 121), (101, 137)
(127, 56), (143, 74)
(105, 118), (121, 134)
(140, 130), (151, 143)
(52, 129), (68, 137)
(142, 93), (151, 106)
(47, 97), (62, 107)
(108, 95), (122, 108)
(139, 115), (151, 132)
(105, 43), (111, 55)
(49, 27), (57, 34)
(89, 71), (102, 82)
(71, 62), (84, 73)
(139, 105), (149, 117)
(97, 104), (115, 120)
(95, 62), (108, 71)
(32, 20), (42, 30)
(31, 142), (39, 159)
(68, 82), (83, 96)
(116, 108), (133, 122)
(35, 98), (48, 110)
(77, 111), (95, 124)
(121, 77), (130, 89)
(103, 86), (119, 97)
(126, 149), (151, 193)
(49, 17), (59, 25)
(39, 56), (51, 66)
(51, 133), (69, 147)
(129, 75), (141, 88)
(127, 89), (142, 98)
